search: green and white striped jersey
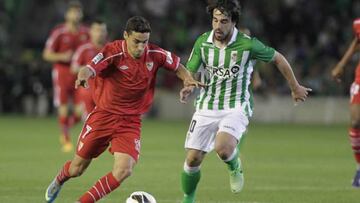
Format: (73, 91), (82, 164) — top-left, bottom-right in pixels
(187, 28), (275, 117)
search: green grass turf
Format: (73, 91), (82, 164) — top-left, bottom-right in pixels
(0, 116), (360, 203)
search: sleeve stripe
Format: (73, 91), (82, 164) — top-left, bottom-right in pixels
(101, 52), (123, 64)
(86, 65), (96, 77)
(45, 27), (66, 50)
(71, 43), (92, 67)
(148, 49), (174, 64)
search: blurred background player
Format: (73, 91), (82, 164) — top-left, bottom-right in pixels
(331, 18), (360, 188)
(43, 0), (89, 152)
(179, 0), (311, 202)
(44, 16), (203, 203)
(71, 19), (108, 116)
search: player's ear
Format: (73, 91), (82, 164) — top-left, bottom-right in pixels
(123, 31), (128, 40)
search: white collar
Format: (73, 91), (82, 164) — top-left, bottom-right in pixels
(206, 27), (238, 46)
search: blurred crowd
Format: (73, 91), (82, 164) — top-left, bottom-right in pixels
(0, 0), (359, 114)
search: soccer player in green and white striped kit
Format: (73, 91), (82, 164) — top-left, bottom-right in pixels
(179, 0), (312, 202)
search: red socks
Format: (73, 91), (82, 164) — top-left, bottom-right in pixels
(56, 161), (71, 185)
(78, 172), (120, 203)
(349, 128), (360, 163)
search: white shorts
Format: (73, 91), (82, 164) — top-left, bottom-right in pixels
(184, 109), (249, 152)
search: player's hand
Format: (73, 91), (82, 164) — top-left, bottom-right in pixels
(179, 86), (195, 104)
(291, 85), (312, 104)
(183, 78), (207, 88)
(331, 66), (344, 83)
(75, 78), (88, 89)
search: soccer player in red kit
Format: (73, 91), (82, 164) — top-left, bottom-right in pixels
(43, 0), (89, 152)
(71, 19), (108, 116)
(332, 18), (360, 187)
(45, 16), (204, 203)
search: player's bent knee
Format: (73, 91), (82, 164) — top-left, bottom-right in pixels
(215, 147), (233, 160)
(112, 168), (132, 181)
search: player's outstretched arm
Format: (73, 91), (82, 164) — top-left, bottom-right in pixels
(273, 51), (312, 103)
(75, 66), (94, 89)
(331, 37), (358, 83)
(175, 64), (205, 88)
(42, 49), (73, 63)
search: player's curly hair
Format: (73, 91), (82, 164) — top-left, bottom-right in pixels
(207, 0), (241, 24)
(125, 16), (152, 34)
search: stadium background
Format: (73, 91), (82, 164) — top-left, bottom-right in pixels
(1, 0), (360, 203)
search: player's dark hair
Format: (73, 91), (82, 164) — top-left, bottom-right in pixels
(207, 0), (241, 24)
(125, 16), (151, 34)
(67, 0), (83, 10)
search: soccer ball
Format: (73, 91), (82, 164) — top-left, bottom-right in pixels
(125, 191), (156, 203)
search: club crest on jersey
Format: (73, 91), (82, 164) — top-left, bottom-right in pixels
(92, 53), (103, 65)
(146, 61), (154, 71)
(231, 52), (238, 62)
(209, 64), (241, 79)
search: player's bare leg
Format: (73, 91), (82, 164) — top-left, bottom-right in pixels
(77, 152), (135, 202)
(58, 104), (73, 152)
(349, 104), (360, 187)
(181, 149), (205, 203)
(215, 132), (243, 193)
(45, 155), (92, 203)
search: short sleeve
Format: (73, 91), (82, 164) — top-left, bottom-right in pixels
(157, 48), (180, 71)
(186, 37), (202, 73)
(250, 37), (275, 63)
(87, 42), (117, 76)
(44, 30), (60, 52)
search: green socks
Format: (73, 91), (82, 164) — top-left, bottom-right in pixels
(181, 170), (201, 203)
(225, 148), (239, 171)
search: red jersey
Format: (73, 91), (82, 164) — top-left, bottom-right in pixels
(45, 23), (89, 68)
(87, 40), (180, 115)
(353, 18), (360, 83)
(72, 42), (102, 70)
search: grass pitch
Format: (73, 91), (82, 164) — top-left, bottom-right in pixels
(0, 116), (359, 203)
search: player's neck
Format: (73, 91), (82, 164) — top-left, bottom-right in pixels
(213, 28), (234, 49)
(65, 22), (80, 33)
(92, 40), (105, 48)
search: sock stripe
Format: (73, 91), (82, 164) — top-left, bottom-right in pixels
(105, 176), (111, 192)
(87, 191), (96, 202)
(78, 173), (120, 203)
(92, 186), (102, 198)
(98, 180), (107, 194)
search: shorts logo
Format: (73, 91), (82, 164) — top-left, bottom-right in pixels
(134, 139), (141, 153)
(146, 61), (153, 71)
(117, 65), (129, 71)
(92, 53), (103, 64)
(223, 125), (236, 131)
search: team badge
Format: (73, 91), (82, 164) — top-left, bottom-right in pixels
(146, 62), (154, 71)
(231, 52), (238, 62)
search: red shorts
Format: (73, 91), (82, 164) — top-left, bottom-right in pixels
(351, 82), (360, 104)
(52, 66), (80, 106)
(76, 108), (142, 161)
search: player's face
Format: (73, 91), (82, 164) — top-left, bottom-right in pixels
(65, 7), (83, 24)
(90, 23), (107, 45)
(212, 9), (235, 42)
(124, 31), (150, 59)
